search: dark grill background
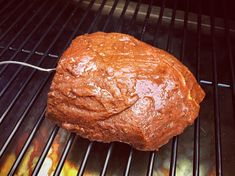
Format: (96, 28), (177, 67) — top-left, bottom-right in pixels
(0, 0), (235, 175)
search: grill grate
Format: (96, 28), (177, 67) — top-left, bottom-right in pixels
(0, 0), (235, 175)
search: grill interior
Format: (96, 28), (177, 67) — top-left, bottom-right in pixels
(0, 0), (235, 175)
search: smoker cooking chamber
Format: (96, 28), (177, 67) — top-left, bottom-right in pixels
(0, 0), (235, 175)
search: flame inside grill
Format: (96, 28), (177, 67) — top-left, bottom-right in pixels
(1, 129), (77, 175)
(0, 0), (235, 175)
(0, 128), (216, 175)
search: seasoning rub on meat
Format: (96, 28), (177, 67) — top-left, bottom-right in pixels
(46, 32), (205, 151)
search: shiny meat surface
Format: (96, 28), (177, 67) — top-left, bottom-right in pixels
(46, 32), (205, 151)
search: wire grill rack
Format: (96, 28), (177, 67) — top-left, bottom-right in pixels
(0, 0), (235, 175)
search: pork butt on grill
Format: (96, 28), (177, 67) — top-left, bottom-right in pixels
(46, 32), (205, 151)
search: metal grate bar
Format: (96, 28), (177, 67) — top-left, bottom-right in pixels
(0, 0), (28, 28)
(77, 142), (94, 176)
(123, 147), (133, 176)
(0, 73), (54, 157)
(99, 2), (130, 173)
(0, 0), (15, 16)
(180, 0), (189, 61)
(169, 137), (178, 176)
(147, 151), (156, 176)
(0, 46), (59, 58)
(119, 1), (155, 174)
(0, 1), (79, 125)
(100, 143), (114, 176)
(153, 0), (166, 46)
(0, 0), (58, 75)
(0, 1), (36, 42)
(172, 7), (190, 176)
(168, 1), (178, 175)
(145, 0), (167, 174)
(140, 1), (156, 175)
(199, 80), (231, 88)
(126, 0), (142, 34)
(0, 0), (50, 62)
(169, 0), (190, 174)
(34, 1), (96, 174)
(224, 1), (235, 119)
(3, 0), (88, 172)
(210, 0), (223, 175)
(102, 0), (119, 31)
(87, 0), (107, 33)
(1, 0), (93, 141)
(73, 1), (128, 174)
(112, 1), (137, 173)
(74, 5), (118, 174)
(8, 108), (46, 175)
(193, 1), (202, 175)
(63, 0), (96, 50)
(53, 133), (76, 176)
(116, 0), (130, 32)
(0, 1), (70, 97)
(193, 107), (201, 176)
(166, 0), (177, 52)
(140, 0), (152, 40)
(32, 125), (60, 176)
(0, 63), (49, 124)
(1, 0), (234, 175)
